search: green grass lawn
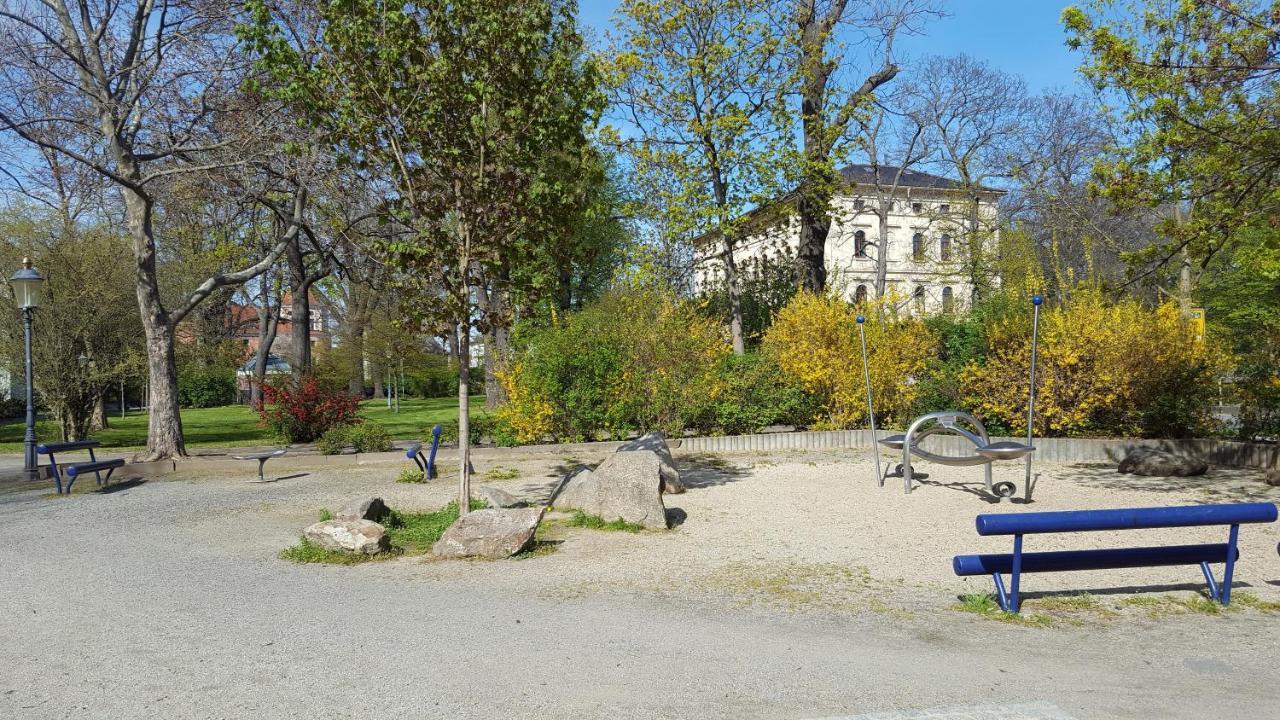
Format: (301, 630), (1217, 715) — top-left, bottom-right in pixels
(0, 396), (482, 453)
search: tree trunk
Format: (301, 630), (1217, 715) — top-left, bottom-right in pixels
(287, 241), (313, 381)
(967, 194), (984, 302)
(91, 393), (107, 431)
(796, 196), (831, 292)
(124, 188), (186, 460)
(251, 302), (281, 407)
(724, 236), (746, 354)
(483, 324), (510, 409)
(875, 205), (890, 297)
(457, 320), (471, 517)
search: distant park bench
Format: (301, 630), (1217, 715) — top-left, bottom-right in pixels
(232, 449), (287, 483)
(37, 439), (126, 495)
(405, 424), (443, 480)
(953, 502), (1278, 613)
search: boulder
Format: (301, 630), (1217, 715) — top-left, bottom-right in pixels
(333, 497), (389, 523)
(618, 431), (684, 494)
(1264, 467), (1280, 487)
(1117, 447), (1208, 477)
(556, 451), (669, 530)
(472, 485), (526, 509)
(431, 507), (545, 559)
(303, 519), (389, 555)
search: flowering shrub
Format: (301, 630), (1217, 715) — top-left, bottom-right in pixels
(763, 291), (936, 429)
(258, 375), (362, 443)
(962, 289), (1225, 438)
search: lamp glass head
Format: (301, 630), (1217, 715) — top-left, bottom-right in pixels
(10, 258), (43, 310)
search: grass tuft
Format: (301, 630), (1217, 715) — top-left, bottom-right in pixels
(564, 509), (645, 533)
(318, 508), (332, 521)
(483, 466), (520, 481)
(282, 499), (488, 563)
(396, 468), (426, 484)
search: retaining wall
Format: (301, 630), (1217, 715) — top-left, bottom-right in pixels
(675, 430), (1278, 469)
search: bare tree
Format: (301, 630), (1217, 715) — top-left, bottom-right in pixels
(0, 1), (292, 459)
(909, 54), (1030, 300)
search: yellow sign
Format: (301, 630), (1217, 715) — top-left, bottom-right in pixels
(1187, 307), (1206, 344)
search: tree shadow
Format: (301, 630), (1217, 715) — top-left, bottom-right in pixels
(676, 453), (752, 489)
(1067, 463), (1279, 502)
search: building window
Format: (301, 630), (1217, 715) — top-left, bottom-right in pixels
(887, 201), (895, 211)
(942, 286), (954, 313)
(913, 285), (926, 310)
(854, 284), (868, 304)
(853, 198), (865, 211)
(940, 203), (950, 213)
(912, 232), (925, 261)
(940, 233), (952, 261)
(854, 230), (868, 257)
(911, 202), (922, 214)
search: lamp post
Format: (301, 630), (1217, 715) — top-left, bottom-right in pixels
(11, 258), (44, 477)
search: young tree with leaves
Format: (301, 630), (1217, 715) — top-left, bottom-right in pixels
(246, 0), (603, 514)
(605, 0), (790, 354)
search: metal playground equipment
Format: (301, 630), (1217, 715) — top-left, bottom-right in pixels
(856, 294), (1044, 501)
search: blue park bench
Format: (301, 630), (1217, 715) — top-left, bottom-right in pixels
(953, 502), (1278, 613)
(37, 439), (126, 495)
(405, 424), (443, 480)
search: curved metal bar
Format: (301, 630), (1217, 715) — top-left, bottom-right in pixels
(901, 411), (995, 494)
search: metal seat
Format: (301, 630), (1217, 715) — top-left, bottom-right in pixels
(974, 440), (1036, 461)
(877, 433), (906, 450)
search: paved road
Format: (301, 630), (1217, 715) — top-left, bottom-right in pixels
(1, 475), (1277, 719)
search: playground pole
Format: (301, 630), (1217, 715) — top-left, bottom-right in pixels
(857, 315), (882, 485)
(1026, 295), (1042, 489)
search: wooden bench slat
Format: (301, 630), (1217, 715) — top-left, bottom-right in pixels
(953, 543), (1235, 576)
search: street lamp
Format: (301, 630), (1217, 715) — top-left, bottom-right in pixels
(11, 258), (43, 477)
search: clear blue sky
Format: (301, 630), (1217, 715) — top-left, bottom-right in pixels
(578, 1), (1086, 94)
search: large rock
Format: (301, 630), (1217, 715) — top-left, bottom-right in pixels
(303, 519), (389, 555)
(1264, 467), (1280, 487)
(1117, 447), (1208, 477)
(334, 497), (389, 523)
(556, 451), (669, 530)
(431, 508), (545, 559)
(618, 431), (684, 494)
(472, 485), (526, 508)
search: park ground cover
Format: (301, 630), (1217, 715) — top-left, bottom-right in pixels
(0, 396), (482, 454)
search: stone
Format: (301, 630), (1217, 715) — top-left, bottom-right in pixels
(303, 519), (389, 555)
(472, 485), (526, 508)
(1264, 467), (1280, 487)
(555, 451), (669, 530)
(617, 431), (685, 494)
(334, 497), (389, 523)
(431, 508), (545, 559)
(1116, 447), (1208, 477)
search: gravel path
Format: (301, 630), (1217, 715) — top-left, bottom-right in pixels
(1, 448), (1278, 719)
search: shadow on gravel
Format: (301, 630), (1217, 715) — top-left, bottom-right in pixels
(677, 454), (751, 489)
(97, 478), (147, 494)
(1067, 463), (1277, 502)
(665, 507), (687, 527)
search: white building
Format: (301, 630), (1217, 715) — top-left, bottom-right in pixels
(695, 164), (1005, 313)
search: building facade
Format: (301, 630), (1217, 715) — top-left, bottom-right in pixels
(695, 165), (1004, 313)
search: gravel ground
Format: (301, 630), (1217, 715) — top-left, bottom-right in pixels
(1, 447), (1278, 719)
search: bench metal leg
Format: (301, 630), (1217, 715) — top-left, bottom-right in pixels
(1222, 523), (1239, 606)
(1200, 561), (1221, 602)
(1009, 534), (1024, 613)
(992, 572), (1010, 612)
(256, 458), (268, 482)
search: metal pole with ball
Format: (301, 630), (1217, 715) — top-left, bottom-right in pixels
(856, 314), (882, 485)
(1025, 294), (1043, 493)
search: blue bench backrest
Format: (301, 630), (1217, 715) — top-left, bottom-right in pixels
(975, 502), (1278, 536)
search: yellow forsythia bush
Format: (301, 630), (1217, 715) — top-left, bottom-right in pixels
(763, 291), (936, 429)
(962, 289), (1225, 437)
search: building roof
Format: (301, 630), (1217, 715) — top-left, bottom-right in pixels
(839, 164), (1005, 194)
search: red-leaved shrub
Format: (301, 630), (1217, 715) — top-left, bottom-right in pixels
(258, 375), (361, 442)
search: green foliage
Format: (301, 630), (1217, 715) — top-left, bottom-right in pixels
(438, 414), (517, 448)
(396, 468), (426, 484)
(564, 510), (646, 533)
(702, 352), (819, 435)
(316, 421), (392, 454)
(177, 367), (237, 409)
(1063, 1), (1280, 289)
(382, 499), (488, 554)
(280, 538), (393, 565)
(698, 251), (799, 348)
(497, 287), (730, 441)
(318, 508), (332, 521)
